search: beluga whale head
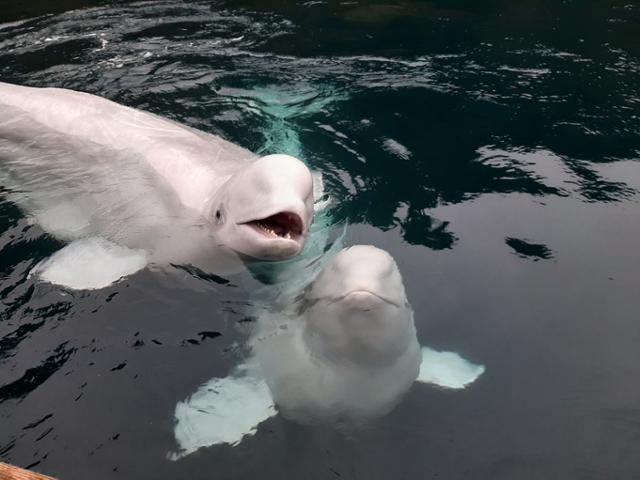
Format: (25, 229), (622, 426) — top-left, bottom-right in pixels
(206, 154), (314, 261)
(302, 245), (417, 367)
(253, 245), (421, 425)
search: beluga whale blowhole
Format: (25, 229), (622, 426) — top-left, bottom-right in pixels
(0, 82), (316, 288)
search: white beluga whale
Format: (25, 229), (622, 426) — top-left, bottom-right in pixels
(171, 245), (485, 458)
(0, 82), (315, 289)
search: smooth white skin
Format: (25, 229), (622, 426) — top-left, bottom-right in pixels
(171, 245), (420, 457)
(206, 154), (314, 260)
(0, 82), (314, 272)
(35, 237), (148, 290)
(253, 245), (421, 424)
(301, 245), (415, 367)
(171, 245), (485, 456)
(171, 367), (276, 459)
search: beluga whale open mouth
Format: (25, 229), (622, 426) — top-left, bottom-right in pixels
(211, 154), (315, 261)
(241, 211), (304, 240)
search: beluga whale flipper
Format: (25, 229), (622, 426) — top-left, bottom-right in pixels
(170, 245), (485, 458)
(0, 82), (315, 289)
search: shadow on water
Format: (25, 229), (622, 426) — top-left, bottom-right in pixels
(1, 0), (640, 479)
(505, 237), (553, 261)
(0, 343), (75, 402)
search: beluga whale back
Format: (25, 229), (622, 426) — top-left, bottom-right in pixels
(0, 82), (315, 288)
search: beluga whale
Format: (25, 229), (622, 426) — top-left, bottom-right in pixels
(171, 245), (485, 457)
(0, 82), (315, 289)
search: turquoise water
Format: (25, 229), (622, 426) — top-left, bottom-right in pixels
(1, 1), (640, 478)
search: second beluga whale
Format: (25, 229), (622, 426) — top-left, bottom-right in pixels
(0, 82), (316, 288)
(171, 245), (485, 457)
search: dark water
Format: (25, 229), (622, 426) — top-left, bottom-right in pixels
(1, 1), (640, 478)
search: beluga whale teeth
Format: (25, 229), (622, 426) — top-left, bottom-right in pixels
(243, 211), (304, 240)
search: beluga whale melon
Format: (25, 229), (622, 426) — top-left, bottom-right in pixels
(0, 82), (315, 289)
(171, 245), (485, 457)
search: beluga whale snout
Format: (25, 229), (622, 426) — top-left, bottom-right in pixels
(310, 245), (406, 306)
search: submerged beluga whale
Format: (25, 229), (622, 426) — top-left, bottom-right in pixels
(171, 245), (485, 457)
(0, 82), (315, 288)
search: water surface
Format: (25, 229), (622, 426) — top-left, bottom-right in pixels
(1, 1), (640, 478)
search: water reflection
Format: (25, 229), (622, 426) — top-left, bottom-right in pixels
(171, 246), (484, 457)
